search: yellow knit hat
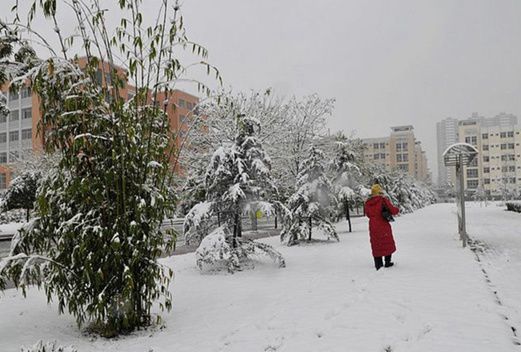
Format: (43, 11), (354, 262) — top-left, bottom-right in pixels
(371, 184), (383, 196)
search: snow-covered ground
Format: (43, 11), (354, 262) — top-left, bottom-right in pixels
(1, 203), (520, 351)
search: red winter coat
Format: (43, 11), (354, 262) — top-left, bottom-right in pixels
(364, 195), (400, 257)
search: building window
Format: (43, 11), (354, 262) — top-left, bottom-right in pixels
(379, 142), (385, 149)
(402, 154), (409, 162)
(465, 136), (477, 145)
(0, 173), (6, 189)
(0, 152), (7, 163)
(469, 158), (478, 167)
(0, 132), (6, 144)
(21, 87), (31, 98)
(373, 143), (379, 149)
(482, 144), (489, 151)
(502, 166), (508, 172)
(500, 132), (507, 138)
(380, 153), (385, 159)
(374, 154), (379, 160)
(508, 143), (515, 149)
(501, 144), (507, 150)
(501, 155), (507, 161)
(22, 108), (32, 120)
(9, 110), (19, 122)
(466, 169), (478, 178)
(467, 180), (479, 189)
(21, 128), (32, 140)
(482, 133), (488, 139)
(0, 113), (6, 124)
(186, 102), (194, 111)
(483, 167), (490, 173)
(509, 166), (516, 172)
(509, 154), (516, 161)
(178, 99), (186, 108)
(510, 178), (517, 184)
(483, 156), (490, 162)
(9, 130), (19, 142)
(396, 154), (402, 162)
(9, 91), (18, 101)
(508, 131), (515, 138)
(398, 164), (408, 171)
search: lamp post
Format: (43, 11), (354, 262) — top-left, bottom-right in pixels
(443, 143), (479, 247)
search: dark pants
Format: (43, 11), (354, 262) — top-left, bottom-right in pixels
(374, 255), (392, 270)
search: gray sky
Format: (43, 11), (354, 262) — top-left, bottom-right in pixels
(4, 0), (521, 180)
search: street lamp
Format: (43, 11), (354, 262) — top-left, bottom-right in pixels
(443, 143), (479, 247)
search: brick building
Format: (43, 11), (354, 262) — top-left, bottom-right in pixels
(0, 59), (198, 189)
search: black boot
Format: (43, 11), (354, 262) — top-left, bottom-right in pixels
(374, 256), (383, 270)
(384, 255), (394, 268)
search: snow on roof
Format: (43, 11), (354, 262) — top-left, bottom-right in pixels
(442, 142), (479, 157)
(442, 143), (479, 166)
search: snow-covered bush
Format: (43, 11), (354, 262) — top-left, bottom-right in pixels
(281, 146), (339, 245)
(0, 0), (219, 337)
(506, 202), (521, 213)
(195, 227), (233, 272)
(20, 341), (77, 352)
(195, 226), (285, 273)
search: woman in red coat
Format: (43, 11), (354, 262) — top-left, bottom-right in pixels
(364, 184), (400, 270)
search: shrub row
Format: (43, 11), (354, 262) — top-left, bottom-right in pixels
(505, 202), (521, 213)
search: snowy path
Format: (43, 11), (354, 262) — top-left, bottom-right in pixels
(0, 204), (518, 351)
(465, 202), (521, 346)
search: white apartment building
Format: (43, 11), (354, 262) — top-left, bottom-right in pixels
(437, 113), (521, 197)
(0, 87), (38, 189)
(436, 117), (458, 186)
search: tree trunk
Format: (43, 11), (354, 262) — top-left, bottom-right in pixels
(232, 212), (239, 248)
(26, 208), (30, 222)
(345, 201), (352, 233)
(274, 213), (278, 229)
(308, 217), (312, 241)
(250, 210), (257, 231)
(237, 212), (242, 238)
(217, 212), (221, 227)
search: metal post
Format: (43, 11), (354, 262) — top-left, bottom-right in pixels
(456, 155), (467, 247)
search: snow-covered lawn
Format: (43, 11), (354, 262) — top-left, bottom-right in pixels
(1, 203), (520, 351)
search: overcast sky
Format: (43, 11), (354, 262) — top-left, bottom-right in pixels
(3, 0), (521, 180)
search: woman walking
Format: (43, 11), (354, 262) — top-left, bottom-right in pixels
(364, 184), (400, 270)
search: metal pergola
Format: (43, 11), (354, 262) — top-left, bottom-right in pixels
(443, 143), (479, 247)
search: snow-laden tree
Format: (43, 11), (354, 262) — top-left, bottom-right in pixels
(472, 184), (488, 206)
(329, 133), (365, 232)
(184, 114), (285, 272)
(0, 171), (39, 221)
(0, 0), (219, 337)
(176, 156), (208, 217)
(181, 90), (334, 212)
(0, 152), (58, 221)
(366, 165), (436, 213)
(281, 146), (339, 245)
